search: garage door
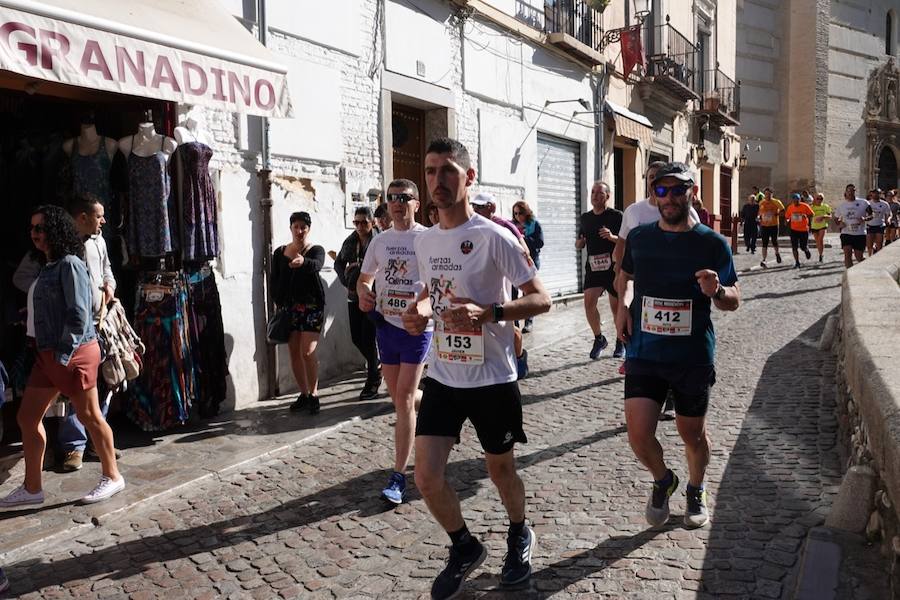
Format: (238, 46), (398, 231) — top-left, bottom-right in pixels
(536, 133), (582, 296)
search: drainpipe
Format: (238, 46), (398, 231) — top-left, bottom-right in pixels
(594, 64), (608, 184)
(257, 0), (277, 399)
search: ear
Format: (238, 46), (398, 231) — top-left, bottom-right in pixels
(465, 167), (477, 188)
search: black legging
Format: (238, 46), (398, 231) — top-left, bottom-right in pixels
(743, 222), (758, 252)
(347, 301), (380, 380)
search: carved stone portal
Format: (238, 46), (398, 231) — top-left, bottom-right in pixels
(866, 58), (900, 190)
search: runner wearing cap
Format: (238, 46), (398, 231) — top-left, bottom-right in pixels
(470, 192), (532, 378)
(833, 184), (868, 268)
(783, 193), (815, 269)
(616, 162), (740, 530)
(358, 179), (432, 505)
(404, 138), (551, 600)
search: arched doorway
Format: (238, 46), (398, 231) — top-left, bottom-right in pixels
(878, 146), (899, 191)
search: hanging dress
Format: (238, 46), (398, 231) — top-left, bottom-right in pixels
(171, 142), (219, 262)
(126, 136), (175, 258)
(71, 136), (113, 207)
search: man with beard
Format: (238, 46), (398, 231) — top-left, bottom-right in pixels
(615, 163), (740, 529)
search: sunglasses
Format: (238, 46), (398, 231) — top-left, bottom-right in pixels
(29, 224), (45, 233)
(352, 220), (370, 226)
(513, 210), (525, 215)
(653, 183), (692, 198)
(386, 192), (416, 204)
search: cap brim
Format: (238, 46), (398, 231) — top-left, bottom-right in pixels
(652, 172), (694, 185)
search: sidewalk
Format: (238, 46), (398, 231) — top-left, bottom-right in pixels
(0, 298), (589, 561)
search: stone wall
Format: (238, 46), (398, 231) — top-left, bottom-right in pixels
(834, 242), (900, 561)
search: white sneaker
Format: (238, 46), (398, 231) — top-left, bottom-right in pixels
(0, 484), (45, 508)
(81, 476), (125, 504)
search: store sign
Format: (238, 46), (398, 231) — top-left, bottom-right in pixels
(0, 7), (292, 118)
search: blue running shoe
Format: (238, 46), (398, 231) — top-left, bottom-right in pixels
(516, 348), (529, 380)
(500, 525), (536, 587)
(589, 334), (608, 360)
(381, 471), (406, 505)
(612, 339), (625, 358)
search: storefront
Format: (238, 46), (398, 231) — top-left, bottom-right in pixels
(0, 0), (291, 435)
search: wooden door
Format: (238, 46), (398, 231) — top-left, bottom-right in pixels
(392, 104), (426, 222)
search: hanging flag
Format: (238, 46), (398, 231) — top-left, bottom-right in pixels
(620, 26), (645, 78)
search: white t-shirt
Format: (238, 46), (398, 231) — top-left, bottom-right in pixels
(361, 223), (433, 331)
(414, 213), (537, 388)
(619, 198), (701, 240)
(834, 199), (869, 235)
(867, 199), (892, 228)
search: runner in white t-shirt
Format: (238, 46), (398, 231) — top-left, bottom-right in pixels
(358, 179), (432, 506)
(403, 138), (551, 600)
(832, 184), (868, 268)
(864, 188), (891, 256)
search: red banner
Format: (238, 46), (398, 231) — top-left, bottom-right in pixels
(620, 26), (644, 79)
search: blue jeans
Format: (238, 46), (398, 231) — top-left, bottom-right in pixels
(58, 388), (109, 453)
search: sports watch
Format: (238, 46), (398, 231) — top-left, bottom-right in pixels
(492, 303), (504, 323)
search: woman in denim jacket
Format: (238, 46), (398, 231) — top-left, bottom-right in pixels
(0, 206), (124, 508)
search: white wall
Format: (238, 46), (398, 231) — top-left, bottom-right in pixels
(384, 0), (454, 88)
(268, 0), (360, 55)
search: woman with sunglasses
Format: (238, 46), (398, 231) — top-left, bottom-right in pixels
(272, 211), (326, 414)
(512, 201), (543, 333)
(1, 206), (124, 508)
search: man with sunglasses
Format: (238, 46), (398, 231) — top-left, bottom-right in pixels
(403, 137), (551, 600)
(358, 180), (432, 505)
(335, 206), (382, 400)
(616, 162), (740, 530)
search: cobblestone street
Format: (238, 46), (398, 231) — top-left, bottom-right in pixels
(0, 248), (871, 599)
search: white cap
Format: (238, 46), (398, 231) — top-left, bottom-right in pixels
(470, 192), (495, 206)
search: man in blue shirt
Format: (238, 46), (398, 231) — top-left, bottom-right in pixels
(615, 162), (741, 529)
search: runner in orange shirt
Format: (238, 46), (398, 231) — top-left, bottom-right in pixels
(783, 193), (815, 269)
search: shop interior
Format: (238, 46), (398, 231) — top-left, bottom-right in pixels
(0, 73), (228, 451)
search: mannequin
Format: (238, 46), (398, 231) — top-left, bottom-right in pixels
(122, 109), (177, 258)
(62, 112), (117, 160)
(174, 109), (212, 147)
(118, 110), (177, 158)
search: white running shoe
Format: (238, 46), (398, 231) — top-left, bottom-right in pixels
(81, 476), (125, 504)
(0, 484), (45, 508)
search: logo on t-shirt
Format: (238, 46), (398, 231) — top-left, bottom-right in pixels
(460, 240), (474, 255)
(385, 258), (413, 285)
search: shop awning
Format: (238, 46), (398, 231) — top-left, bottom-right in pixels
(605, 100), (652, 148)
(0, 0), (292, 117)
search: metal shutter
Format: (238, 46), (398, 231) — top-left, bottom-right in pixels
(536, 133), (582, 296)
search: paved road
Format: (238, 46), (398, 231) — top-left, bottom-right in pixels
(1, 249), (859, 598)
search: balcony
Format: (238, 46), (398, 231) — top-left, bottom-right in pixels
(642, 18), (701, 103)
(515, 0), (604, 65)
(696, 68), (741, 127)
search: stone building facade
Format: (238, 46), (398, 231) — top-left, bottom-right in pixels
(737, 0), (899, 202)
(206, 0), (740, 407)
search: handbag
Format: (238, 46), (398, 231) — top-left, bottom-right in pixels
(266, 307), (291, 344)
(97, 299), (146, 388)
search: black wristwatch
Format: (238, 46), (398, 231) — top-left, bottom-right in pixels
(492, 303), (504, 323)
(714, 284), (726, 300)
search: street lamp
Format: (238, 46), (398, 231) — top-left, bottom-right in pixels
(692, 144), (707, 163)
(544, 98), (592, 110)
(738, 154), (749, 170)
(633, 0), (650, 22)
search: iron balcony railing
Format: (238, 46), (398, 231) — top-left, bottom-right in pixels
(516, 0), (602, 51)
(698, 68), (741, 123)
(644, 18), (699, 92)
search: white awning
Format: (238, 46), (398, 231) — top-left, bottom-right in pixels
(604, 100), (653, 148)
(0, 0), (293, 117)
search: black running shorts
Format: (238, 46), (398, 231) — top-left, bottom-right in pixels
(867, 225), (886, 235)
(840, 234), (866, 251)
(789, 229), (809, 251)
(584, 268), (618, 297)
(624, 359), (716, 418)
(415, 378), (527, 455)
(760, 226), (779, 246)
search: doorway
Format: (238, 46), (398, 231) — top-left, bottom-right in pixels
(720, 167), (733, 235)
(391, 104), (426, 221)
(878, 146), (898, 191)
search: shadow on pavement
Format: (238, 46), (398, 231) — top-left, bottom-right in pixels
(6, 425), (628, 594)
(696, 314), (842, 598)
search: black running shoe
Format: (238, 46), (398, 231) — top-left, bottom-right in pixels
(500, 525), (536, 587)
(430, 540), (487, 600)
(612, 339), (625, 358)
(589, 334), (608, 360)
(308, 395), (320, 415)
(359, 377), (382, 400)
(804, 248), (811, 260)
(289, 394), (308, 412)
(775, 253), (782, 264)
